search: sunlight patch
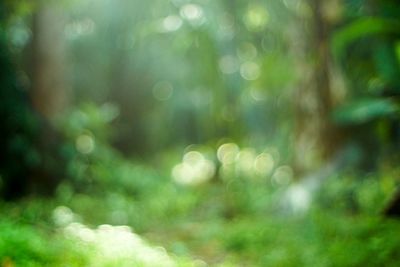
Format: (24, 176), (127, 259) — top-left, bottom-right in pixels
(172, 151), (215, 186)
(63, 221), (177, 266)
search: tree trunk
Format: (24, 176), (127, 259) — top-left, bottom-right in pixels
(292, 0), (343, 176)
(31, 4), (68, 121)
(28, 4), (69, 195)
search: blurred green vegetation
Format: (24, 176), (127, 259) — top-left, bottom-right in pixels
(1, 0), (400, 266)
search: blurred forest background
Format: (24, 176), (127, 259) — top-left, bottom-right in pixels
(1, 0), (400, 266)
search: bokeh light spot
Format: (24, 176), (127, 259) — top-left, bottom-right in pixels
(172, 150), (215, 186)
(219, 55), (239, 74)
(254, 153), (274, 176)
(237, 42), (258, 60)
(180, 4), (205, 25)
(76, 134), (95, 154)
(236, 148), (257, 176)
(152, 81), (174, 101)
(161, 15), (183, 32)
(243, 4), (269, 31)
(101, 102), (120, 122)
(217, 143), (240, 165)
(250, 87), (267, 101)
(65, 18), (95, 40)
(53, 206), (75, 227)
(272, 165), (293, 186)
(240, 61), (261, 80)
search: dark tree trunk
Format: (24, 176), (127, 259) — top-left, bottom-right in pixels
(292, 0), (343, 177)
(27, 4), (69, 196)
(31, 4), (68, 121)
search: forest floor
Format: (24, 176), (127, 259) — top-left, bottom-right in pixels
(2, 177), (400, 267)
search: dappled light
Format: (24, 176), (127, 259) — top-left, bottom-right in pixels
(54, 204), (185, 266)
(1, 0), (400, 266)
(172, 150), (215, 186)
(63, 222), (177, 266)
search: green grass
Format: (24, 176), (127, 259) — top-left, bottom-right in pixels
(2, 202), (400, 266)
(1, 142), (399, 266)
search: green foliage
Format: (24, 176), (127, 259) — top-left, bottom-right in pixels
(329, 0), (400, 168)
(2, 165), (400, 266)
(333, 98), (399, 125)
(332, 17), (400, 59)
(0, 218), (89, 266)
(0, 2), (40, 199)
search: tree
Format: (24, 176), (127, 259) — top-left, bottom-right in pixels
(0, 2), (70, 199)
(291, 0), (344, 176)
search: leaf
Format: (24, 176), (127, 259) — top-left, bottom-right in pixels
(396, 41), (400, 65)
(333, 98), (399, 125)
(331, 17), (400, 59)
